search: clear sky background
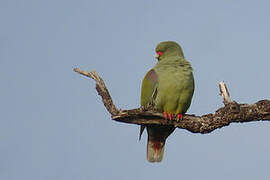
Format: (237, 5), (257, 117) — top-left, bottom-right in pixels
(1, 0), (270, 179)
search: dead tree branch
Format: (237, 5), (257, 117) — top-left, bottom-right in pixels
(74, 68), (270, 134)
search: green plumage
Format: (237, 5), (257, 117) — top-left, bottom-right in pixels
(140, 41), (194, 162)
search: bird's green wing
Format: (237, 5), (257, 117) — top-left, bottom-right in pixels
(139, 69), (158, 140)
(140, 69), (158, 107)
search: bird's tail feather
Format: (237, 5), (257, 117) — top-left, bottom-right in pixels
(147, 138), (165, 162)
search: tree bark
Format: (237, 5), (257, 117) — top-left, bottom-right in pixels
(74, 68), (270, 134)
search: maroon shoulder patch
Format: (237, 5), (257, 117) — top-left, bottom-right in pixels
(147, 69), (158, 83)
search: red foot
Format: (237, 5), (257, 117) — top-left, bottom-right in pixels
(163, 112), (173, 121)
(164, 112), (182, 121)
(163, 112), (168, 120)
(177, 113), (183, 121)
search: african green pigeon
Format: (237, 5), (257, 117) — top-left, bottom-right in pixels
(140, 41), (194, 162)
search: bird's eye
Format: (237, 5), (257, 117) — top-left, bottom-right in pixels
(157, 51), (163, 57)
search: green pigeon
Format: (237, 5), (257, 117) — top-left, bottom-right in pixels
(140, 41), (194, 162)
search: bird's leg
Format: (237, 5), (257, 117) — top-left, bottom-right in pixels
(163, 112), (168, 120)
(177, 113), (183, 122)
(169, 113), (172, 121)
(163, 112), (173, 121)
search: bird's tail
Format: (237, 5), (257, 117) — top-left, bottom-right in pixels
(145, 125), (175, 162)
(147, 138), (165, 162)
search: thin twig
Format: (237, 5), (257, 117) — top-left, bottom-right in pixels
(219, 81), (231, 104)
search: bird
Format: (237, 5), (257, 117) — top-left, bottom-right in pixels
(140, 41), (194, 162)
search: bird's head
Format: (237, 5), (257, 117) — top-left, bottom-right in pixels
(155, 41), (184, 60)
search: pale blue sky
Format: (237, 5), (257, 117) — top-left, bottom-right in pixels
(1, 0), (270, 179)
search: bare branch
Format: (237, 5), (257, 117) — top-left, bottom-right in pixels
(74, 68), (270, 134)
(73, 68), (119, 116)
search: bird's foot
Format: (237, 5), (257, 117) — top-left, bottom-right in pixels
(163, 112), (173, 121)
(163, 112), (168, 120)
(177, 113), (183, 122)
